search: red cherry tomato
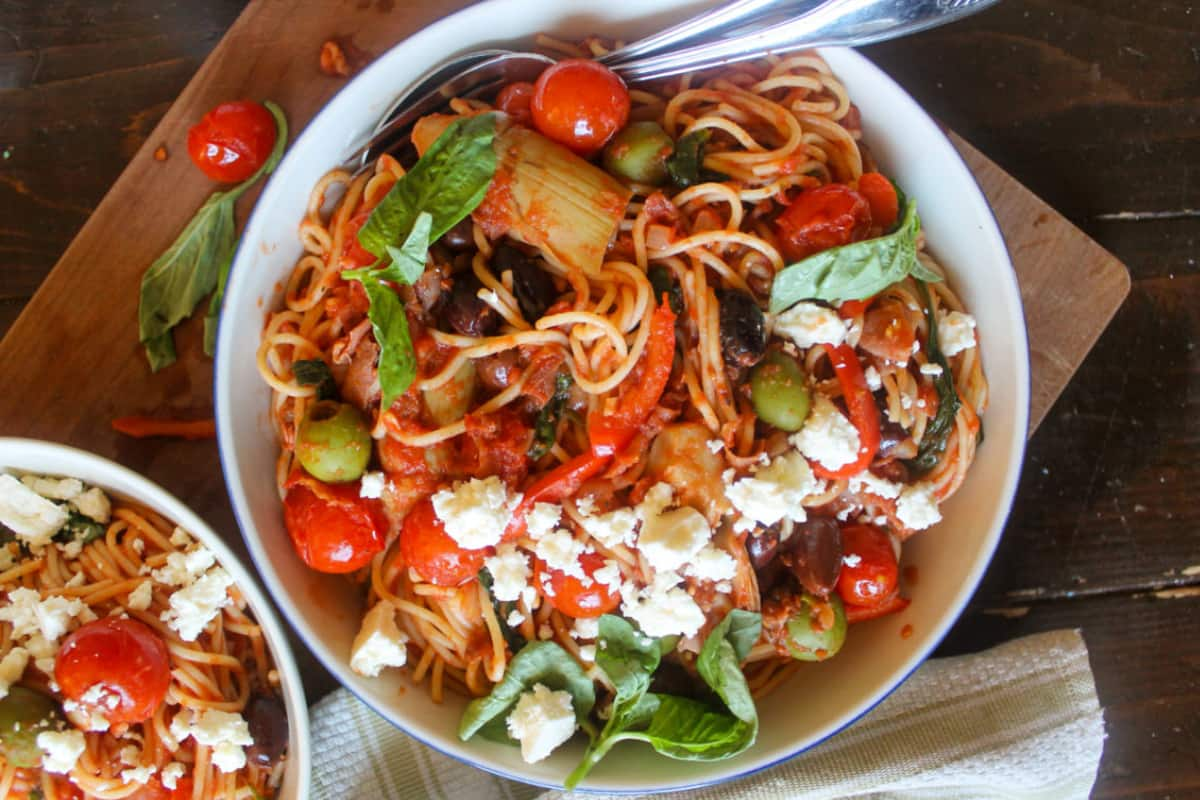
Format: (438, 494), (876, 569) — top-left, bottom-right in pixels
(186, 100), (277, 183)
(535, 550), (620, 618)
(530, 59), (630, 156)
(282, 476), (386, 573)
(857, 172), (900, 230)
(775, 184), (871, 262)
(399, 498), (486, 587)
(55, 617), (171, 725)
(836, 524), (899, 608)
(129, 775), (195, 800)
(496, 81), (536, 127)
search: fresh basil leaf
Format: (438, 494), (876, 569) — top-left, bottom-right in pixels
(527, 371), (571, 461)
(343, 211), (433, 286)
(648, 265), (684, 314)
(357, 280), (416, 412)
(905, 280), (962, 474)
(665, 130), (726, 188)
(55, 512), (104, 545)
(769, 198), (939, 312)
(697, 609), (760, 725)
(459, 640), (594, 742)
(140, 101), (288, 369)
(358, 113), (498, 258)
(625, 693), (754, 760)
(293, 358), (337, 401)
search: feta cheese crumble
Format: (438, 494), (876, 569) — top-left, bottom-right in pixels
(864, 365), (883, 391)
(938, 311), (977, 357)
(431, 476), (519, 550)
(0, 587), (86, 643)
(37, 729), (86, 773)
(126, 580), (154, 611)
(534, 530), (591, 580)
(847, 470), (903, 500)
(20, 476), (83, 501)
(524, 502), (562, 540)
(350, 601), (409, 677)
(0, 474), (69, 549)
(895, 482), (942, 530)
(620, 572), (706, 638)
(725, 450), (824, 530)
(636, 504), (711, 574)
(791, 395), (861, 471)
(359, 471), (387, 499)
(578, 506), (638, 549)
(160, 567), (234, 641)
(774, 301), (848, 349)
(161, 762), (186, 790)
(506, 683), (576, 764)
(151, 547), (217, 587)
(484, 544), (531, 602)
(71, 487), (111, 524)
(170, 709), (254, 773)
(683, 546), (739, 583)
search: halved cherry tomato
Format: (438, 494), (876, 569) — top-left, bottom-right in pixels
(399, 497), (486, 587)
(857, 172), (900, 230)
(530, 59), (630, 156)
(845, 591), (910, 624)
(129, 775), (195, 800)
(858, 299), (916, 363)
(186, 100), (277, 183)
(496, 81), (536, 127)
(775, 184), (871, 262)
(282, 474), (386, 573)
(837, 524), (899, 608)
(809, 343), (880, 480)
(55, 617), (171, 725)
(535, 550), (620, 618)
(587, 300), (676, 456)
(340, 208), (378, 269)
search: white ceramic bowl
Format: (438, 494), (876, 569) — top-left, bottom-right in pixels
(216, 0), (1029, 791)
(0, 438), (311, 800)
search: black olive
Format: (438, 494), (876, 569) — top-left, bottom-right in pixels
(779, 517), (843, 597)
(746, 527), (780, 570)
(494, 244), (556, 322)
(444, 272), (501, 337)
(716, 289), (766, 369)
(245, 693), (289, 767)
(441, 217), (476, 252)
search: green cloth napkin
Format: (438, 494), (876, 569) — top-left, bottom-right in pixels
(311, 629), (1104, 799)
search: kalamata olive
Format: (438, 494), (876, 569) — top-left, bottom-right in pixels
(717, 289), (766, 369)
(746, 527), (780, 570)
(784, 592), (847, 661)
(871, 457), (911, 484)
(444, 272), (500, 337)
(750, 351), (812, 431)
(779, 517), (843, 597)
(476, 350), (519, 392)
(602, 121), (674, 185)
(441, 217), (475, 251)
(0, 687), (61, 768)
(295, 401), (372, 483)
(495, 244), (556, 322)
(244, 693), (289, 767)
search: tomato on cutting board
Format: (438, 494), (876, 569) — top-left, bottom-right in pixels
(186, 100), (277, 183)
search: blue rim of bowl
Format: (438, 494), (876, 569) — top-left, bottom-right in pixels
(214, 3), (1031, 791)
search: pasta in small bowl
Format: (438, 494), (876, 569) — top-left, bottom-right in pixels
(0, 438), (310, 799)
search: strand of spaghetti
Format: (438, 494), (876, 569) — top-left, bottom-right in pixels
(536, 311), (628, 358)
(476, 582), (507, 683)
(648, 229), (786, 272)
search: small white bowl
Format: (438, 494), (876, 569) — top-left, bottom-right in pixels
(0, 438), (311, 800)
(216, 0), (1029, 792)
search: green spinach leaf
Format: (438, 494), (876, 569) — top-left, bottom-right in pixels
(769, 198), (941, 312)
(357, 113), (498, 258)
(55, 512), (104, 545)
(630, 693), (754, 760)
(139, 101), (288, 369)
(696, 608), (760, 725)
(905, 280), (962, 474)
(459, 640), (594, 742)
(648, 265), (684, 314)
(527, 371), (572, 461)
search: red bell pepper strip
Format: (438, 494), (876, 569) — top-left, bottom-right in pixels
(810, 343), (881, 480)
(587, 301), (676, 456)
(845, 591), (910, 624)
(503, 451), (610, 540)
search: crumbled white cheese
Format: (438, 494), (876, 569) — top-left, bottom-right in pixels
(638, 482), (675, 519)
(864, 365), (883, 391)
(683, 545), (739, 583)
(578, 644), (596, 662)
(847, 470), (903, 500)
(120, 763), (157, 785)
(578, 507), (639, 549)
(725, 450), (823, 529)
(170, 709), (254, 773)
(484, 544), (530, 602)
(0, 474), (69, 549)
(151, 547), (217, 587)
(0, 647), (29, 700)
(506, 609), (526, 627)
(350, 601), (409, 677)
(791, 395), (861, 471)
(571, 616), (599, 640)
(524, 502), (562, 540)
(431, 476), (519, 550)
(359, 471), (387, 499)
(161, 762), (186, 790)
(620, 572), (706, 638)
(533, 531), (590, 580)
(938, 311), (977, 357)
(774, 301), (848, 349)
(37, 729), (86, 773)
(21, 476), (83, 501)
(591, 559), (623, 592)
(0, 587), (87, 642)
(706, 438), (725, 454)
(62, 697), (110, 732)
(895, 482), (942, 530)
(160, 567), (234, 641)
(574, 495), (596, 517)
(636, 505), (711, 574)
(71, 487), (111, 524)
(169, 527), (192, 548)
(506, 683), (577, 764)
(126, 580), (154, 611)
(919, 362), (943, 376)
(58, 538), (84, 560)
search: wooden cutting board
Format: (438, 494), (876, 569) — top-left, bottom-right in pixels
(0, 0), (1128, 697)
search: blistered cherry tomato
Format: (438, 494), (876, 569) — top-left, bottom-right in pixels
(186, 100), (277, 183)
(282, 478), (386, 573)
(857, 172), (900, 230)
(836, 524), (899, 608)
(399, 498), (486, 587)
(496, 81), (535, 127)
(530, 59), (630, 157)
(55, 617), (171, 725)
(775, 184), (871, 262)
(535, 550), (620, 618)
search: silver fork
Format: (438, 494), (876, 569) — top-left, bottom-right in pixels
(348, 0), (997, 169)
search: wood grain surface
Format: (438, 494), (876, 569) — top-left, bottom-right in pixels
(1, 1), (1197, 798)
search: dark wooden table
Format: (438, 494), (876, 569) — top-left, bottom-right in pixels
(2, 2), (1197, 797)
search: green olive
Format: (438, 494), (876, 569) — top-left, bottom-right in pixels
(602, 121), (674, 186)
(0, 687), (62, 768)
(750, 351), (812, 431)
(295, 400), (372, 483)
(784, 592), (847, 662)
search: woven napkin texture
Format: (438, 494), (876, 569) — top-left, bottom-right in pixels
(310, 628), (1104, 800)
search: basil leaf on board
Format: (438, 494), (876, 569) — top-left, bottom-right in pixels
(139, 101), (288, 369)
(357, 113), (498, 258)
(343, 211), (433, 285)
(527, 371), (572, 461)
(357, 280), (417, 412)
(664, 130), (727, 188)
(905, 280), (962, 474)
(769, 198), (940, 312)
(292, 358), (338, 401)
(459, 640), (595, 742)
